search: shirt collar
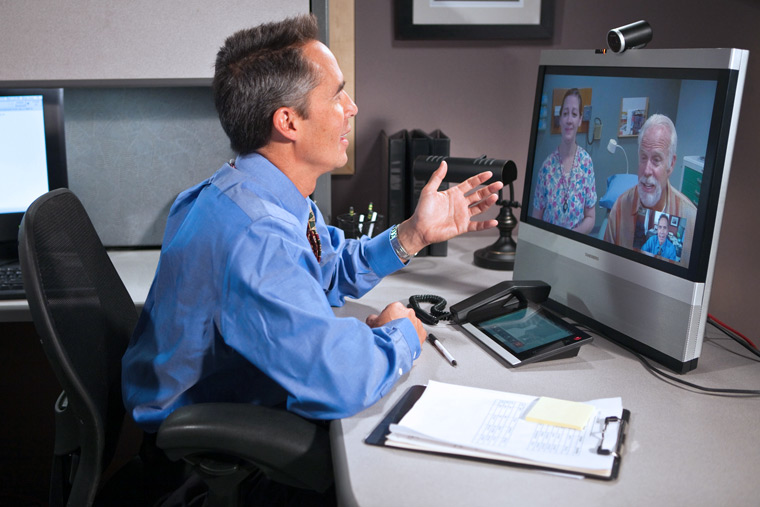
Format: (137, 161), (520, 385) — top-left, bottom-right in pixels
(233, 152), (311, 223)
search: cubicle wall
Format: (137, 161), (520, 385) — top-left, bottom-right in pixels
(0, 0), (332, 247)
(0, 1), (311, 85)
(64, 87), (233, 246)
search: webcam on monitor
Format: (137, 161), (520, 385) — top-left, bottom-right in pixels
(607, 20), (653, 53)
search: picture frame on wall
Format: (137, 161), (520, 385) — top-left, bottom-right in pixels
(618, 96), (649, 138)
(394, 0), (554, 40)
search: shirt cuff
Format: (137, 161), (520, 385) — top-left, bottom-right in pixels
(363, 227), (408, 277)
(393, 316), (422, 364)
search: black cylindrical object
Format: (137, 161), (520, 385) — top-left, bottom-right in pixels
(607, 20), (652, 53)
(413, 156), (517, 186)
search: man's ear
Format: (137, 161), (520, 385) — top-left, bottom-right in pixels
(272, 106), (299, 142)
(668, 155), (676, 176)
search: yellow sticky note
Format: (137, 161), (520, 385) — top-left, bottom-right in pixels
(525, 397), (595, 430)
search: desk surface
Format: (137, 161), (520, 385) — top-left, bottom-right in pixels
(0, 249), (160, 322)
(3, 235), (758, 505)
(330, 232), (760, 507)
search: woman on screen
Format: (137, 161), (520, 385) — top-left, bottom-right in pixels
(531, 88), (597, 234)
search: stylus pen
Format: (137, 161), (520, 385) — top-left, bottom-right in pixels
(428, 333), (457, 366)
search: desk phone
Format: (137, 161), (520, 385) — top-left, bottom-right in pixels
(411, 281), (592, 367)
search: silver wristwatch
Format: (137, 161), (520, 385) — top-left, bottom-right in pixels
(389, 224), (414, 262)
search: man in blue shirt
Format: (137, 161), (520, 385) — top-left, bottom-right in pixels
(122, 14), (502, 434)
(641, 213), (679, 261)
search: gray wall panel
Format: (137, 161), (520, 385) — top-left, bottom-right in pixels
(0, 0), (309, 85)
(64, 87), (233, 246)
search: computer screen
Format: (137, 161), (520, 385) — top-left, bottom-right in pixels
(0, 88), (68, 260)
(513, 49), (748, 372)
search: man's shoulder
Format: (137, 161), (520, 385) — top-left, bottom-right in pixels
(669, 184), (697, 217)
(610, 185), (637, 215)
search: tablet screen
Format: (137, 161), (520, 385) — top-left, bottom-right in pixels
(464, 303), (589, 363)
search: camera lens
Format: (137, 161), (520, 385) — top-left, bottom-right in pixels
(607, 30), (622, 53)
(606, 21), (652, 53)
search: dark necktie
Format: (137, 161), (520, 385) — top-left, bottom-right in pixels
(307, 210), (322, 262)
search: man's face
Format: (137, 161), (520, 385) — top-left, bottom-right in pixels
(637, 125), (675, 209)
(296, 41), (358, 176)
(657, 216), (669, 244)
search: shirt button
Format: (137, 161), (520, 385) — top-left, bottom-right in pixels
(398, 368), (403, 376)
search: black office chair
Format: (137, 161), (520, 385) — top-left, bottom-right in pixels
(19, 188), (333, 507)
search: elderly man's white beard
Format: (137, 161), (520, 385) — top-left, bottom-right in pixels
(638, 176), (663, 208)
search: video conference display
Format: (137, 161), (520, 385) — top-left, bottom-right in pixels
(524, 68), (724, 278)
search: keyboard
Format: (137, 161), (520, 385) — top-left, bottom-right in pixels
(0, 263), (25, 300)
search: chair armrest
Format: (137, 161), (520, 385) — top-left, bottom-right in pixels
(156, 403), (333, 492)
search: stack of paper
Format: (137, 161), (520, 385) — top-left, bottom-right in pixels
(384, 381), (624, 478)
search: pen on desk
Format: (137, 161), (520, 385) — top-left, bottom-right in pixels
(428, 333), (457, 366)
(358, 213), (365, 233)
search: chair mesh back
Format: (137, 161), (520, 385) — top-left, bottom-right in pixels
(19, 189), (138, 504)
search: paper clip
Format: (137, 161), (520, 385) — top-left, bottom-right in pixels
(596, 415), (627, 457)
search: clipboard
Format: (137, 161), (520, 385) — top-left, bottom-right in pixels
(365, 385), (630, 481)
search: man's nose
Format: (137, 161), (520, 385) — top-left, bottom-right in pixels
(344, 93), (358, 118)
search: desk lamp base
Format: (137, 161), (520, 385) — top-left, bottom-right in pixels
(473, 192), (519, 271)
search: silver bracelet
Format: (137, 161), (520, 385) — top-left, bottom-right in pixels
(389, 224), (414, 262)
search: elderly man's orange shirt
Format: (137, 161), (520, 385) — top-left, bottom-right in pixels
(604, 181), (697, 266)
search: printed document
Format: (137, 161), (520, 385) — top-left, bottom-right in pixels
(386, 380), (623, 477)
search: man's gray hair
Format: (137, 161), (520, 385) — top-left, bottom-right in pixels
(638, 114), (677, 164)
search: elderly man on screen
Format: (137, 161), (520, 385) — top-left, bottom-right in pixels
(604, 114), (696, 266)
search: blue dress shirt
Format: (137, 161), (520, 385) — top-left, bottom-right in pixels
(641, 234), (679, 261)
(122, 153), (420, 432)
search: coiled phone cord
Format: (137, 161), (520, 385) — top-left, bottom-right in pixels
(408, 294), (453, 325)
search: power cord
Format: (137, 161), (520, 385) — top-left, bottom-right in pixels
(629, 349), (760, 396)
(605, 321), (760, 396)
(707, 314), (760, 358)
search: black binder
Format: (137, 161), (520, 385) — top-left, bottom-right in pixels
(366, 384), (629, 481)
(382, 130), (408, 228)
(406, 129), (433, 218)
(426, 129), (450, 256)
(405, 129), (451, 256)
(382, 128), (451, 256)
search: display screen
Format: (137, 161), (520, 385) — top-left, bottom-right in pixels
(522, 65), (733, 281)
(469, 303), (589, 361)
(0, 94), (49, 214)
(0, 88), (67, 253)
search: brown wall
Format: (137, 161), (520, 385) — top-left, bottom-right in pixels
(334, 0), (760, 338)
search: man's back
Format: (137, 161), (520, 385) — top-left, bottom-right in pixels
(122, 154), (419, 432)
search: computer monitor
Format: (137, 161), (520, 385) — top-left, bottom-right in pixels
(514, 48), (748, 373)
(0, 88), (68, 261)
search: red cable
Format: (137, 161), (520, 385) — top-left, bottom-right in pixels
(708, 313), (758, 350)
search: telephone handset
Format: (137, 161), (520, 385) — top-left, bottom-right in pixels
(407, 280), (551, 326)
(449, 280), (551, 324)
